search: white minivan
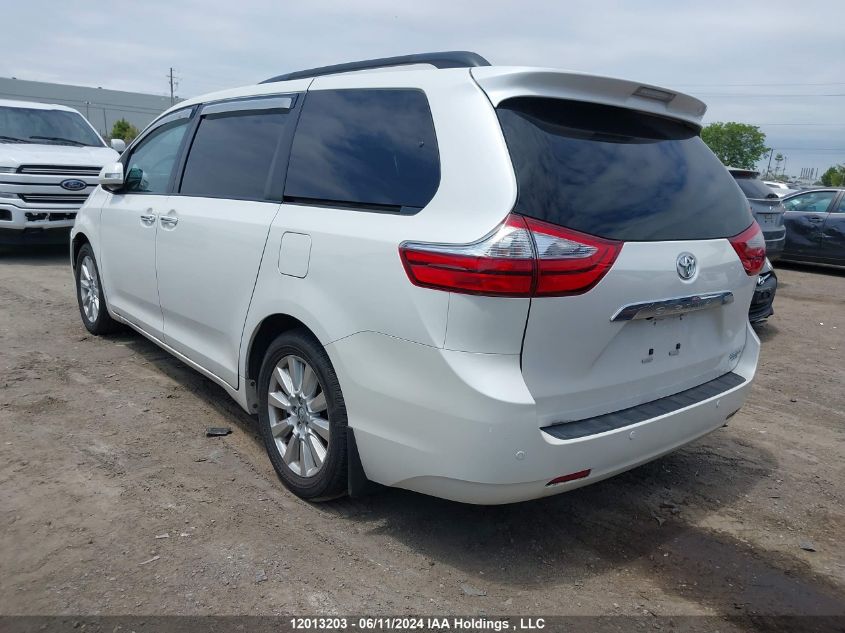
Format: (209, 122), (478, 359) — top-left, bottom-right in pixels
(0, 99), (123, 245)
(71, 52), (764, 504)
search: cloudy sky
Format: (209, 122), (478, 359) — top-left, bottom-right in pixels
(3, 0), (843, 177)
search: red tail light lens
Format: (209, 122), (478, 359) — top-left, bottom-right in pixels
(399, 215), (535, 296)
(729, 221), (766, 276)
(399, 214), (622, 297)
(525, 217), (623, 296)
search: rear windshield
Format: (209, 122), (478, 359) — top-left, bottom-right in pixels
(496, 98), (752, 241)
(733, 175), (779, 200)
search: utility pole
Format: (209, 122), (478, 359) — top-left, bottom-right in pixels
(168, 67), (178, 106)
(765, 149), (774, 179)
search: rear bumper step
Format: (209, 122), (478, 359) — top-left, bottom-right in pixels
(541, 372), (746, 440)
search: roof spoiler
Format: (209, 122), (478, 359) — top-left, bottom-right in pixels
(471, 67), (708, 127)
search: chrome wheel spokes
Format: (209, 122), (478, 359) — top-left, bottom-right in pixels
(79, 255), (100, 323)
(267, 355), (330, 478)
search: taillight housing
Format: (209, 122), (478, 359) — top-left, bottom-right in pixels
(399, 214), (622, 297)
(729, 221), (766, 276)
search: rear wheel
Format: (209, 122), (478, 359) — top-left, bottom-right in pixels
(257, 329), (347, 500)
(75, 244), (119, 335)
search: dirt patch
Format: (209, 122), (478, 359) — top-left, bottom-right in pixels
(1, 247), (844, 621)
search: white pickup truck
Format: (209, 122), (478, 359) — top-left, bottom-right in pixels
(0, 99), (124, 245)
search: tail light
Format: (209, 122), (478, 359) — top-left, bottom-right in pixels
(399, 214), (622, 297)
(729, 221), (766, 276)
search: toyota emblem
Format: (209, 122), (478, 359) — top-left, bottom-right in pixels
(676, 252), (697, 280)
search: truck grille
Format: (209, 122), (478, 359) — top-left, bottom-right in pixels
(17, 165), (101, 177)
(18, 194), (89, 205)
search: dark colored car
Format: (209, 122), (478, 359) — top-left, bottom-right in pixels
(728, 168), (786, 260)
(750, 258), (777, 323)
(780, 188), (845, 266)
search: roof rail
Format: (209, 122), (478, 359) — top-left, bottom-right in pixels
(260, 51), (490, 84)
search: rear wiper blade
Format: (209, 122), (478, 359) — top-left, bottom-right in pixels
(0, 135), (32, 143)
(29, 135), (86, 146)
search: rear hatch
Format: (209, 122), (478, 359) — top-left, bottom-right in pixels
(493, 96), (757, 424)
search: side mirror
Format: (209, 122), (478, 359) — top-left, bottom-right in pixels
(99, 163), (125, 190)
(110, 138), (126, 153)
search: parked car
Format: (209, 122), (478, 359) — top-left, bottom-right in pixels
(71, 51), (763, 505)
(749, 258), (777, 323)
(728, 168), (786, 260)
(763, 180), (799, 197)
(0, 99), (125, 245)
(780, 188), (845, 266)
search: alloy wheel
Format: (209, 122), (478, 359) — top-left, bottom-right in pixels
(267, 355), (330, 478)
(79, 255), (100, 323)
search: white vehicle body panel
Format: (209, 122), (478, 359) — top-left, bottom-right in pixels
(71, 64), (759, 504)
(157, 197), (281, 389)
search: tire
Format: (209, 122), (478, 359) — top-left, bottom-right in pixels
(258, 328), (348, 500)
(75, 244), (120, 335)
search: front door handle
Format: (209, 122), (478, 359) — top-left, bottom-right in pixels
(140, 213), (156, 225)
(808, 216), (823, 223)
(160, 215), (179, 228)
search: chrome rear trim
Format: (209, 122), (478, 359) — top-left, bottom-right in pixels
(611, 291), (734, 322)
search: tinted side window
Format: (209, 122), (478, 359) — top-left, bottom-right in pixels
(285, 89), (440, 211)
(180, 110), (288, 200)
(124, 120), (191, 194)
(497, 98), (752, 241)
(783, 191), (837, 212)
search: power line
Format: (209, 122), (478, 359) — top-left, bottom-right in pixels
(751, 123), (845, 126)
(697, 93), (845, 98)
(675, 81), (845, 87)
(0, 90), (169, 114)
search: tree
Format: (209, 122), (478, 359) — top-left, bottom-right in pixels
(110, 118), (140, 143)
(820, 165), (845, 187)
(700, 122), (769, 170)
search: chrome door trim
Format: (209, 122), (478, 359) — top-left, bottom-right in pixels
(611, 291), (734, 322)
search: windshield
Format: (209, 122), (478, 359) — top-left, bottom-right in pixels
(497, 97), (752, 241)
(0, 106), (104, 147)
(733, 176), (779, 199)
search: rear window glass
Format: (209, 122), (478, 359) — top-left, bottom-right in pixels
(733, 176), (779, 200)
(284, 89), (440, 212)
(497, 98), (752, 241)
(180, 110), (288, 200)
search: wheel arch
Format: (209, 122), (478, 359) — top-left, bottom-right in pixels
(244, 313), (321, 390)
(71, 232), (91, 270)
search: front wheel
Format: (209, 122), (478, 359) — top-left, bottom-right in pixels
(75, 244), (119, 335)
(257, 329), (348, 500)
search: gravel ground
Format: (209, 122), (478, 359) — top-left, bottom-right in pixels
(1, 246), (843, 625)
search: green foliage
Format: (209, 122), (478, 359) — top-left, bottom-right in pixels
(700, 122), (769, 170)
(110, 118), (140, 143)
(820, 165), (845, 187)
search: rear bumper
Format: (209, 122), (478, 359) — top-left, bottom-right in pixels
(329, 323), (760, 505)
(763, 232), (785, 261)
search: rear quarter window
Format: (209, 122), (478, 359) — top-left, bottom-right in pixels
(497, 97), (752, 241)
(284, 89), (440, 213)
